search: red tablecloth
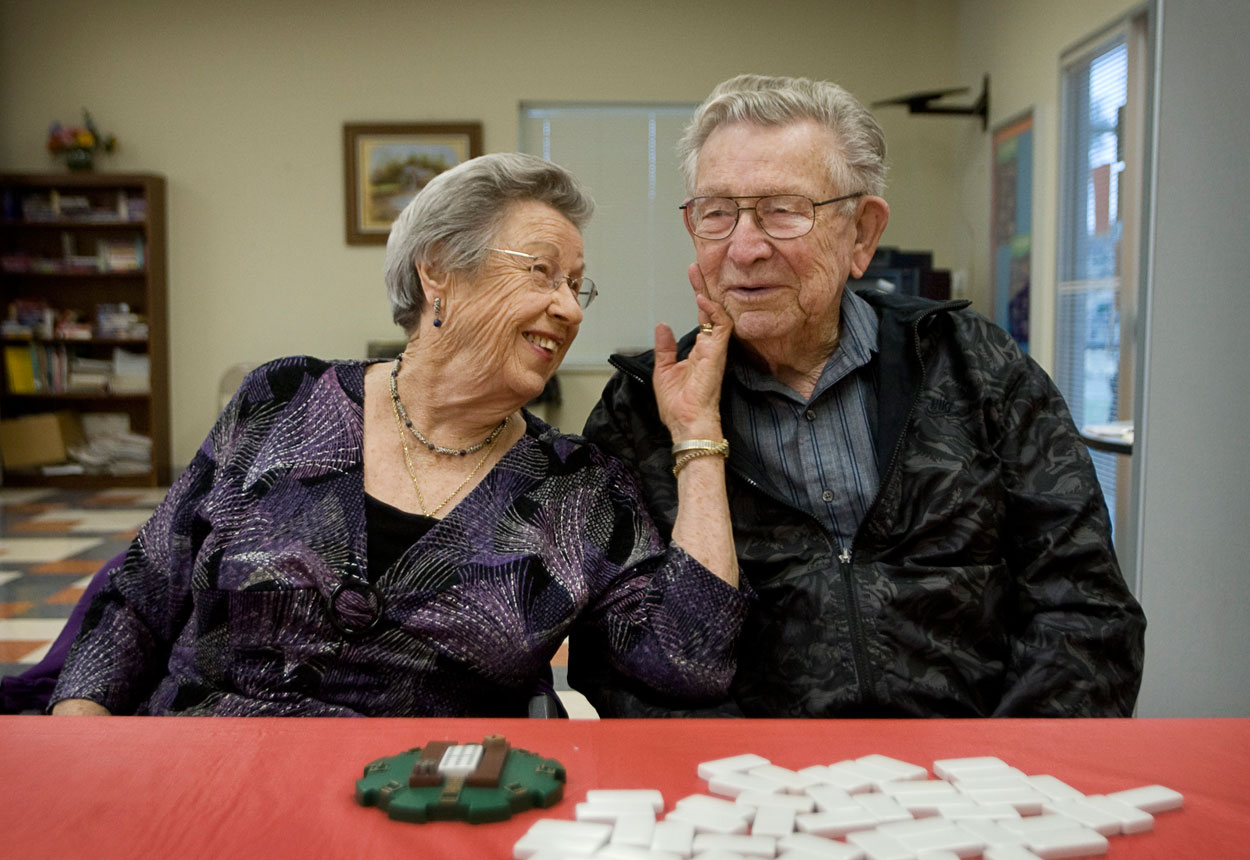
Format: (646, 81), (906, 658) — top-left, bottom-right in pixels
(1, 716), (1244, 859)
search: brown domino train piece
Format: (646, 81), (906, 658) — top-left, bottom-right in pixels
(466, 734), (510, 787)
(409, 740), (453, 787)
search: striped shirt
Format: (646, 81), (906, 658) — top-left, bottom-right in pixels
(726, 288), (879, 550)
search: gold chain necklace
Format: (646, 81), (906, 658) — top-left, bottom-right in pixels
(391, 394), (508, 517)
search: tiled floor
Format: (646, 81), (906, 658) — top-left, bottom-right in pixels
(0, 485), (595, 717)
(0, 486), (165, 683)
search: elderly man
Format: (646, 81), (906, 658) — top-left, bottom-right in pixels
(569, 74), (1145, 718)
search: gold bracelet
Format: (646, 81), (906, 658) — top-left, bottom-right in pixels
(671, 438), (729, 476)
(671, 438), (729, 456)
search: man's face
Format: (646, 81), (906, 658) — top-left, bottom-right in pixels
(689, 120), (864, 355)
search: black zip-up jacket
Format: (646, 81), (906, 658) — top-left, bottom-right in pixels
(569, 290), (1145, 717)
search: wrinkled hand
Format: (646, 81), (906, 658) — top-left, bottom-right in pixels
(653, 264), (733, 442)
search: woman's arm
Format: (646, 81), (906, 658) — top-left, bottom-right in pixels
(651, 282), (737, 587)
(51, 698), (111, 716)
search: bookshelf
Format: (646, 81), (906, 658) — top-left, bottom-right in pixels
(1, 172), (169, 487)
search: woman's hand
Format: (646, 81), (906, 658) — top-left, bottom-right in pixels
(655, 264), (738, 587)
(653, 264), (733, 442)
(51, 698), (111, 716)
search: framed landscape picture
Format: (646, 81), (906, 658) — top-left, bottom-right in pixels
(343, 122), (483, 245)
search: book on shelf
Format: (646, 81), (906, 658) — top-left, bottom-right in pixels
(98, 237), (144, 272)
(4, 344), (37, 393)
(110, 347), (150, 393)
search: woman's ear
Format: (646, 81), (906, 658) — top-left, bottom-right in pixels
(849, 196), (890, 278)
(416, 260), (448, 296)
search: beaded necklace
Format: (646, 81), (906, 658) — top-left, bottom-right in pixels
(389, 354), (508, 456)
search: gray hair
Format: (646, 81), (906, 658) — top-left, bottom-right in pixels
(678, 74), (887, 205)
(383, 152), (595, 333)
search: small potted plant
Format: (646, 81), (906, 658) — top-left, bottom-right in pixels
(47, 110), (117, 171)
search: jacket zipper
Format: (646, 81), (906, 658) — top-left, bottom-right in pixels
(841, 312), (933, 707)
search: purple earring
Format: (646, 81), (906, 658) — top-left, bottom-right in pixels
(432, 297), (443, 328)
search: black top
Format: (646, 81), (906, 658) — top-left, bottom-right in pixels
(364, 493), (438, 581)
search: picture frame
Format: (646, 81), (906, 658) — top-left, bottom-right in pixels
(343, 122), (483, 245)
(990, 109), (1033, 352)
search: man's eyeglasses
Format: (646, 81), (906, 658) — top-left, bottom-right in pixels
(489, 248), (598, 309)
(680, 192), (866, 240)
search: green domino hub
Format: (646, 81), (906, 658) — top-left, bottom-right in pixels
(356, 736), (566, 824)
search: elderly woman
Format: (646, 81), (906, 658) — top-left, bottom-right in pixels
(51, 153), (743, 717)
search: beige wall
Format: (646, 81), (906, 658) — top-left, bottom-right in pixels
(2, 0), (1129, 471)
(948, 0), (1141, 364)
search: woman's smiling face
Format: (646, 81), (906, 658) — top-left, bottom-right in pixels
(432, 200), (586, 404)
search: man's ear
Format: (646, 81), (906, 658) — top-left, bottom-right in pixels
(849, 196), (890, 278)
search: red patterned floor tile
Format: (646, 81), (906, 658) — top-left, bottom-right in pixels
(28, 560), (107, 575)
(1, 502), (69, 515)
(86, 493), (142, 507)
(46, 586), (88, 606)
(12, 520), (79, 533)
(0, 640), (47, 661)
(0, 601), (35, 619)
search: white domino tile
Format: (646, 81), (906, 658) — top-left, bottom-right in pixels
(1040, 797), (1121, 836)
(807, 785), (859, 812)
(737, 790), (816, 813)
(984, 847), (1045, 860)
(796, 807), (883, 838)
(586, 789), (666, 812)
(846, 827), (917, 860)
(956, 818), (1026, 849)
(750, 763), (824, 794)
(777, 831), (866, 859)
(575, 801), (657, 823)
(610, 810), (656, 848)
(814, 762), (881, 795)
(854, 792), (913, 825)
(958, 785), (1048, 815)
(514, 751), (1184, 860)
(933, 756), (1012, 781)
(513, 819), (611, 859)
(857, 755), (929, 782)
(709, 769), (788, 798)
(597, 846), (679, 860)
(692, 833), (778, 857)
(665, 804), (751, 835)
(1023, 825), (1109, 859)
(676, 793), (754, 820)
(751, 804), (798, 839)
(697, 753), (772, 780)
(1081, 795), (1154, 834)
(1025, 776), (1084, 802)
(1105, 784), (1184, 813)
(650, 819), (695, 857)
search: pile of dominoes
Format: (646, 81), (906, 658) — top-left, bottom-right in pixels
(513, 752), (1182, 860)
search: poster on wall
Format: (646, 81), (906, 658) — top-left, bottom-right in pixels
(991, 111), (1033, 352)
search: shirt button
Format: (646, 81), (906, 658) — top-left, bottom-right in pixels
(821, 489), (834, 502)
(805, 410), (817, 421)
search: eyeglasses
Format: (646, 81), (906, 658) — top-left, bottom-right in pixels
(488, 248), (598, 309)
(679, 192), (866, 240)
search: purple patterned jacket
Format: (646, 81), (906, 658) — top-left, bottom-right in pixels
(52, 357), (747, 716)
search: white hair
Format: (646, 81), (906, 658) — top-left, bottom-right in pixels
(383, 152), (594, 333)
(678, 74), (887, 205)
